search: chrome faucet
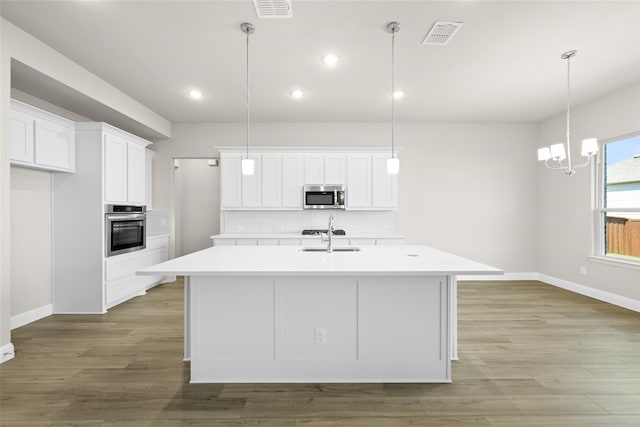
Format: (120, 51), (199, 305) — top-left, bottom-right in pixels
(321, 214), (335, 253)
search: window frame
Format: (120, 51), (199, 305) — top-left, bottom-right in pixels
(592, 131), (640, 269)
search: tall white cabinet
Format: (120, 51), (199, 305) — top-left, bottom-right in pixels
(52, 123), (163, 313)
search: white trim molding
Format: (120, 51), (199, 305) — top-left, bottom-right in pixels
(538, 273), (640, 312)
(10, 303), (53, 330)
(459, 272), (639, 312)
(1, 343), (15, 364)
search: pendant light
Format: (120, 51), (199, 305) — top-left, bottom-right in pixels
(386, 22), (400, 175)
(241, 22), (255, 175)
(537, 50), (598, 175)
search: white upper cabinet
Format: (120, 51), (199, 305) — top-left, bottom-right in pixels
(220, 153), (242, 208)
(372, 154), (398, 209)
(127, 142), (146, 205)
(97, 125), (149, 205)
(324, 154), (346, 185)
(304, 154), (346, 185)
(261, 154), (282, 208)
(346, 154), (372, 209)
(34, 119), (75, 171)
(304, 154), (324, 184)
(10, 108), (34, 163)
(282, 154), (304, 208)
(104, 134), (128, 203)
(10, 99), (75, 173)
(218, 147), (398, 211)
(145, 149), (154, 209)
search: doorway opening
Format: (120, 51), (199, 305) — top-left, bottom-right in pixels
(172, 158), (220, 257)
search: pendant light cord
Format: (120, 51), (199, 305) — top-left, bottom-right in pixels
(565, 53), (572, 170)
(246, 29), (250, 160)
(391, 28), (396, 160)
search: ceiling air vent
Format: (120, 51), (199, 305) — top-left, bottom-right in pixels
(422, 21), (463, 45)
(253, 0), (292, 19)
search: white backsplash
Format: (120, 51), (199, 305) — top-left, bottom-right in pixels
(147, 208), (171, 235)
(223, 210), (396, 234)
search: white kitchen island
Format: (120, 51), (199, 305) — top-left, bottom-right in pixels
(139, 245), (501, 383)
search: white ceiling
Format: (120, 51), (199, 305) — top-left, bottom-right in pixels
(1, 0), (639, 125)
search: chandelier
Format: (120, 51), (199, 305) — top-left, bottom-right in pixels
(537, 50), (598, 175)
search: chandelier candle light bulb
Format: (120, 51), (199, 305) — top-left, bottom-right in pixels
(550, 143), (566, 160)
(537, 50), (598, 175)
(581, 138), (598, 157)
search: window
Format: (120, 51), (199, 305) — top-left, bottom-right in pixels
(597, 133), (640, 263)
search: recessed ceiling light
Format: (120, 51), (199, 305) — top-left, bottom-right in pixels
(290, 89), (304, 99)
(393, 90), (404, 99)
(188, 89), (203, 99)
(323, 53), (339, 66)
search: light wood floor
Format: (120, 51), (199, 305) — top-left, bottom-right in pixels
(1, 278), (638, 426)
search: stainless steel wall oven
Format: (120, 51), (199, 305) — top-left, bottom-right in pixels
(105, 204), (146, 257)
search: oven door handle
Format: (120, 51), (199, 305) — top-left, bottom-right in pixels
(106, 214), (145, 221)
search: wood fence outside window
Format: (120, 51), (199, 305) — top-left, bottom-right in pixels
(606, 216), (640, 258)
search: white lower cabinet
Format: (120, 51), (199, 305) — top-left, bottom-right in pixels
(348, 238), (376, 246)
(278, 239), (302, 246)
(213, 238), (237, 246)
(104, 236), (170, 309)
(257, 239), (279, 246)
(212, 236), (403, 247)
(375, 238), (404, 246)
(236, 239), (259, 246)
(105, 252), (145, 308)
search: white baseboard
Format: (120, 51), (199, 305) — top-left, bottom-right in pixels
(538, 273), (640, 312)
(10, 303), (53, 330)
(0, 343), (15, 364)
(458, 272), (639, 312)
(458, 272), (538, 281)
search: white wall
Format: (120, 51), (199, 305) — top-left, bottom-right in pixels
(152, 122), (538, 273)
(10, 167), (52, 317)
(174, 159), (220, 256)
(536, 82), (640, 303)
(1, 21), (12, 354)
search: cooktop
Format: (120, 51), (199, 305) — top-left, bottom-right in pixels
(302, 229), (346, 236)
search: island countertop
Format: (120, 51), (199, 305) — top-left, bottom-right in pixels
(138, 244), (502, 276)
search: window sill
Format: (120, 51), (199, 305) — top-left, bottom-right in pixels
(588, 255), (640, 271)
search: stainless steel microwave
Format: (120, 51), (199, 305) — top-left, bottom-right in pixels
(303, 185), (346, 210)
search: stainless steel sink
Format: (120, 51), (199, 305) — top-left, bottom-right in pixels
(300, 247), (361, 252)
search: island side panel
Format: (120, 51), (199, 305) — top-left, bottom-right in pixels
(450, 275), (458, 360)
(189, 274), (450, 383)
(184, 276), (190, 361)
